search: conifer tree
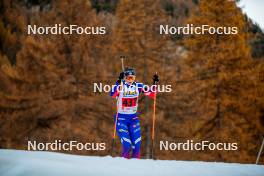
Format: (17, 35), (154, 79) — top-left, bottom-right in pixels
(183, 0), (263, 162)
(0, 0), (113, 155)
(112, 0), (169, 79)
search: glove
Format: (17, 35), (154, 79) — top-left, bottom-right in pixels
(152, 74), (159, 84)
(117, 72), (125, 84)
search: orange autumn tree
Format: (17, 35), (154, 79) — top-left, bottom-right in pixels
(112, 0), (169, 79)
(0, 0), (113, 155)
(183, 0), (263, 163)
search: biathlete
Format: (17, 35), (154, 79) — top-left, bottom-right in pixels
(110, 67), (159, 159)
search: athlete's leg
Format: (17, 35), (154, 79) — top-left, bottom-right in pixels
(116, 118), (132, 158)
(129, 117), (141, 158)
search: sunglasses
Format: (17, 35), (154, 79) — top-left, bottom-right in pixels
(126, 75), (135, 80)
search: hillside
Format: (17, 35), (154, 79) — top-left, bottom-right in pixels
(0, 0), (263, 164)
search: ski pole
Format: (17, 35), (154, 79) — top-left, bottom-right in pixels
(121, 56), (125, 71)
(256, 136), (264, 164)
(111, 56), (125, 156)
(151, 73), (158, 159)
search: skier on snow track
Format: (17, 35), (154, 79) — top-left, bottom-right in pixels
(110, 67), (159, 159)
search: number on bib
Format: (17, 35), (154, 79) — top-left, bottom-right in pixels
(122, 97), (137, 107)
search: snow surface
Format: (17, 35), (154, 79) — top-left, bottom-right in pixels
(0, 149), (263, 176)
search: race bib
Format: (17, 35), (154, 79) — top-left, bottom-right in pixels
(122, 97), (137, 107)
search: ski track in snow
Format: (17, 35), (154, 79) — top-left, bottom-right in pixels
(0, 149), (263, 176)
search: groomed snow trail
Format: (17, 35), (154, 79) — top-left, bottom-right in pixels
(0, 149), (263, 176)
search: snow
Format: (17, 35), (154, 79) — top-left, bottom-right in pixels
(0, 149), (263, 176)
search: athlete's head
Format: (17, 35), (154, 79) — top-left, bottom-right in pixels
(124, 67), (136, 84)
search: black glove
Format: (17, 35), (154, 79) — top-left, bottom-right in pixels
(152, 74), (159, 84)
(117, 72), (125, 84)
